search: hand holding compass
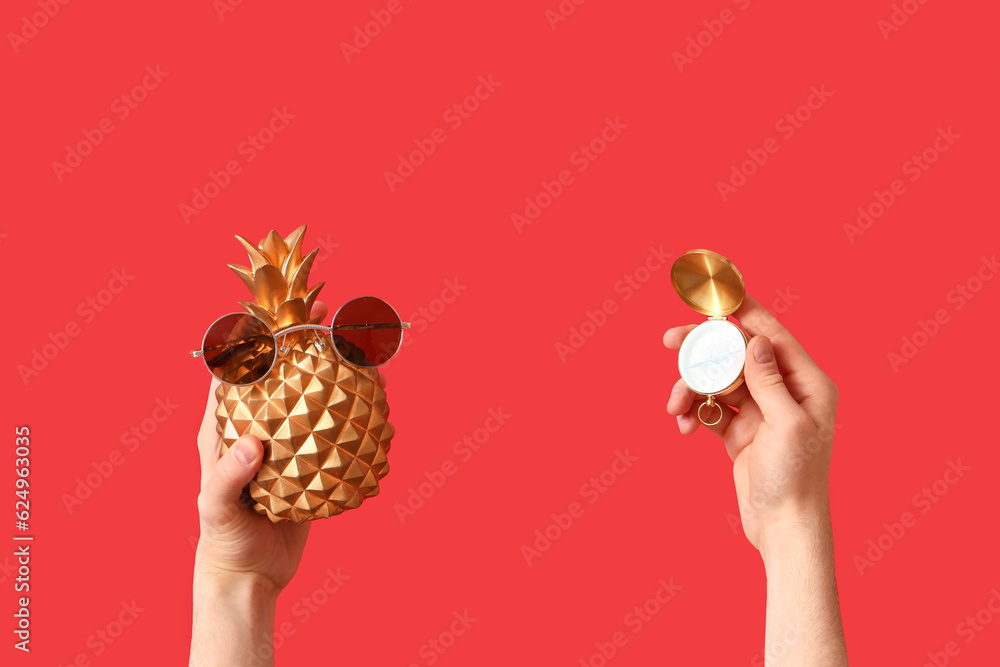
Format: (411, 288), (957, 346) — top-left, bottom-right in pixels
(662, 285), (847, 664)
(662, 283), (841, 538)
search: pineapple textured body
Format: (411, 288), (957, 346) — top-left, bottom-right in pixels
(212, 226), (395, 523)
(215, 334), (392, 522)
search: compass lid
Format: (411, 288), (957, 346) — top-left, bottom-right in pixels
(670, 249), (746, 317)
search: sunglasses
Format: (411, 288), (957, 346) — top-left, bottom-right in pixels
(190, 296), (410, 386)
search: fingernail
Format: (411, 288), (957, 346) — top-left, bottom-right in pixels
(235, 438), (256, 466)
(753, 338), (773, 364)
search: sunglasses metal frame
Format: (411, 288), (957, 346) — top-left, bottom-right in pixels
(190, 296), (410, 385)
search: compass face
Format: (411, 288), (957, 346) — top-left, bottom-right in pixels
(678, 319), (747, 395)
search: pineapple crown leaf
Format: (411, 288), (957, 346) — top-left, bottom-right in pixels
(235, 235), (270, 272)
(239, 300), (277, 329)
(230, 225), (323, 330)
(260, 230), (289, 268)
(289, 248), (319, 296)
(254, 265), (288, 311)
(304, 282), (325, 314)
(281, 227), (307, 276)
(227, 263), (256, 295)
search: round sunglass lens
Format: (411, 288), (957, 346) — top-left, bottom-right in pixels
(202, 314), (276, 385)
(332, 297), (403, 368)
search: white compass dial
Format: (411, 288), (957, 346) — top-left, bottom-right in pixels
(678, 319), (746, 395)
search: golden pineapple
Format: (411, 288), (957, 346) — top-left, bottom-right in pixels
(214, 226), (394, 523)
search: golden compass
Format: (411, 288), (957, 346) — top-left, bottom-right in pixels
(671, 249), (749, 426)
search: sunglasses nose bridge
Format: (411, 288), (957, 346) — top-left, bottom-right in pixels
(300, 328), (329, 354)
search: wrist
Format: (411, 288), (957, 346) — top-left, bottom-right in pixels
(758, 504), (833, 570)
(194, 562), (282, 605)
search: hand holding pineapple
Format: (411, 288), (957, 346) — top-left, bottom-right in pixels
(190, 227), (402, 665)
(194, 375), (314, 594)
(191, 297), (394, 665)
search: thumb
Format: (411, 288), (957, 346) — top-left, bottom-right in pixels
(744, 336), (799, 420)
(199, 435), (262, 526)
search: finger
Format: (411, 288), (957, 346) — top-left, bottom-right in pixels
(198, 434), (263, 527)
(198, 377), (222, 442)
(678, 396), (765, 462)
(662, 324), (698, 350)
(311, 300), (329, 325)
(667, 377), (751, 416)
(198, 378), (223, 489)
(719, 400), (763, 461)
(677, 401), (736, 439)
(744, 336), (801, 422)
(667, 379), (694, 416)
(734, 296), (822, 377)
(736, 296), (835, 411)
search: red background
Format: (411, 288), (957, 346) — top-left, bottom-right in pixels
(5, 0), (999, 665)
